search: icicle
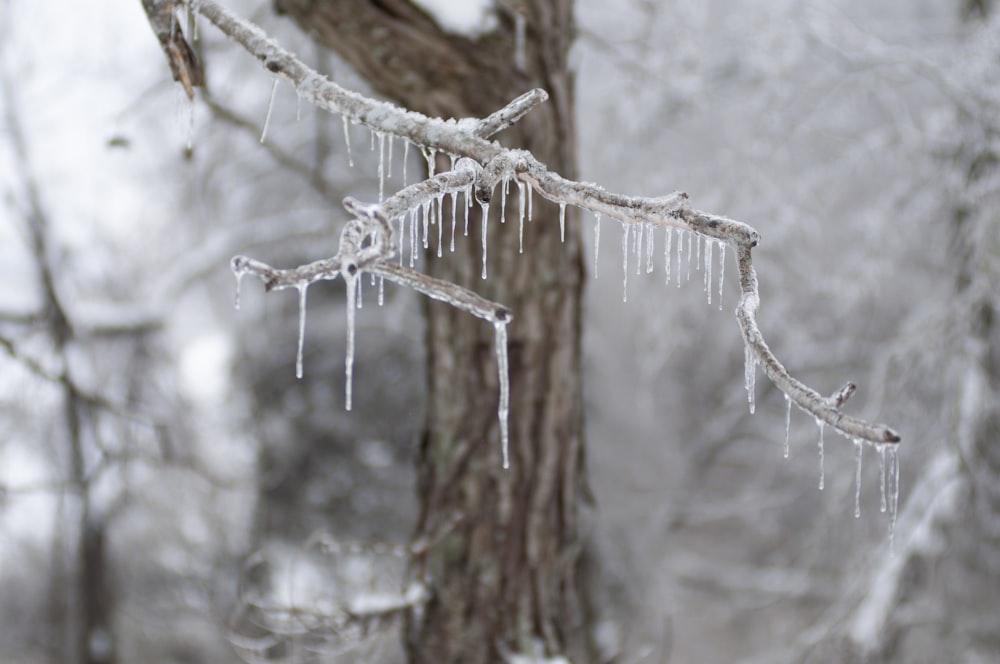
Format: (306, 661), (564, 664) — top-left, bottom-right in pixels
(233, 267), (245, 310)
(481, 201), (490, 279)
(398, 216), (406, 266)
(295, 282), (308, 379)
(387, 134), (394, 178)
(402, 139), (409, 184)
(744, 345), (756, 414)
(437, 195), (444, 258)
(527, 182), (533, 222)
(500, 175), (509, 225)
(783, 393), (791, 459)
(378, 276), (385, 306)
(718, 242), (726, 310)
(494, 319), (511, 469)
(342, 116), (354, 168)
(705, 239), (714, 304)
(450, 191), (458, 253)
(686, 230), (693, 281)
(695, 233), (702, 271)
(356, 272), (364, 309)
(186, 96), (195, 153)
(559, 203), (566, 243)
(410, 209), (418, 267)
(514, 12), (527, 71)
(816, 419), (825, 490)
(664, 228), (673, 284)
(296, 90), (302, 122)
(464, 185), (472, 236)
(377, 132), (386, 202)
(635, 222), (643, 276)
(645, 223), (655, 274)
(889, 445), (899, 551)
(422, 201), (431, 249)
(517, 181), (526, 254)
(424, 147), (437, 177)
(343, 270), (357, 411)
(593, 214), (601, 278)
(854, 439), (863, 518)
(878, 444), (887, 513)
(260, 78), (279, 144)
(621, 223), (630, 303)
(369, 127), (375, 152)
(676, 230), (683, 287)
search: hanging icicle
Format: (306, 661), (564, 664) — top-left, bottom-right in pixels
(517, 181), (526, 254)
(593, 213), (601, 278)
(783, 393), (791, 459)
(494, 319), (511, 469)
(342, 116), (354, 168)
(665, 228), (673, 285)
(559, 203), (566, 243)
(343, 269), (358, 411)
(816, 419), (825, 490)
(260, 78), (279, 144)
(621, 223), (630, 303)
(718, 241), (726, 310)
(853, 439), (863, 518)
(481, 201), (490, 279)
(744, 345), (756, 414)
(295, 281), (308, 379)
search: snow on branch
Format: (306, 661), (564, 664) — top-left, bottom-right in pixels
(189, 0), (900, 447)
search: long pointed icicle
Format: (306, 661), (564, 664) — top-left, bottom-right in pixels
(344, 270), (357, 411)
(718, 241), (726, 310)
(816, 419), (825, 490)
(888, 445), (900, 551)
(517, 181), (526, 253)
(260, 78), (278, 144)
(705, 238), (714, 304)
(676, 230), (683, 287)
(854, 439), (863, 518)
(879, 444), (887, 513)
(494, 320), (511, 469)
(593, 213), (601, 278)
(621, 223), (630, 303)
(645, 223), (655, 274)
(559, 203), (566, 243)
(744, 345), (756, 414)
(342, 116), (353, 167)
(295, 282), (308, 379)
(481, 202), (490, 279)
(783, 393), (791, 459)
(665, 228), (673, 285)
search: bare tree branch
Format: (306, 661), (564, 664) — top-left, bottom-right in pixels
(191, 0), (899, 446)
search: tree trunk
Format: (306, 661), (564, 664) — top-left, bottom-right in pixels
(273, 1), (592, 661)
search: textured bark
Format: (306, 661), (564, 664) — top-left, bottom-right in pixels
(273, 1), (591, 662)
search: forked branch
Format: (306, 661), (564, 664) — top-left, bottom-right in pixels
(189, 0), (900, 446)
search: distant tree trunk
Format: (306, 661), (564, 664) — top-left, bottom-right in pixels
(273, 1), (593, 661)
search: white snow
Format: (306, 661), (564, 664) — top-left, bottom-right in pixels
(411, 0), (497, 37)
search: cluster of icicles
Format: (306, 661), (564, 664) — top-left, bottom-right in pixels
(234, 93), (901, 544)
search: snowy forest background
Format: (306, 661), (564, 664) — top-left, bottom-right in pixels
(1, 0), (998, 662)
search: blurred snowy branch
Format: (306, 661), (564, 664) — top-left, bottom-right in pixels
(186, 0), (900, 447)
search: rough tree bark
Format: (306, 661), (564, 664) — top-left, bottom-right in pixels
(271, 2), (591, 662)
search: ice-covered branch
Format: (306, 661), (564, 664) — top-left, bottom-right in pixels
(194, 0), (899, 446)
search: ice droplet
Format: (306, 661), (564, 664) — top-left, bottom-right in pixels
(593, 213), (601, 277)
(559, 202), (566, 243)
(295, 282), (308, 379)
(344, 269), (357, 411)
(481, 201), (490, 279)
(816, 419), (825, 490)
(854, 438), (863, 518)
(342, 116), (354, 168)
(621, 223), (630, 303)
(260, 78), (279, 144)
(494, 319), (511, 469)
(744, 345), (756, 414)
(783, 393), (791, 459)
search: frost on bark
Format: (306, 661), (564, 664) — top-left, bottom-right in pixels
(271, 2), (591, 663)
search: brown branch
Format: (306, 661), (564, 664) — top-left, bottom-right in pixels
(192, 0), (899, 445)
